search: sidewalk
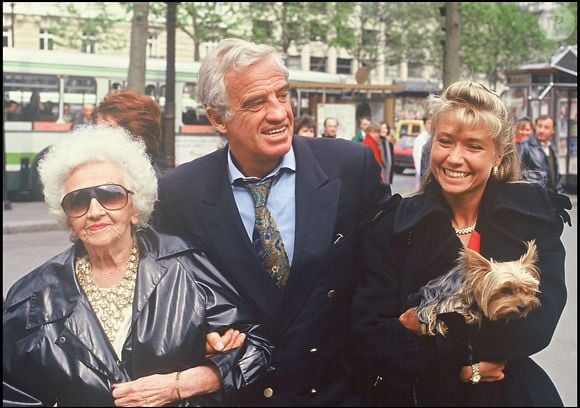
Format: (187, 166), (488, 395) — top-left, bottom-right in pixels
(3, 201), (60, 234)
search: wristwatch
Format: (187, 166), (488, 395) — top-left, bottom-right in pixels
(470, 363), (481, 384)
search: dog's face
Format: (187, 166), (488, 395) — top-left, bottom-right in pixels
(462, 240), (541, 321)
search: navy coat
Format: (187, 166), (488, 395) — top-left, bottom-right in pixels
(352, 181), (570, 406)
(156, 136), (390, 406)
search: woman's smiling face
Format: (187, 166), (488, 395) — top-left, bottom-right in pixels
(430, 112), (501, 202)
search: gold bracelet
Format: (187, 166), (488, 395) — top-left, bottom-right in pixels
(175, 371), (183, 400)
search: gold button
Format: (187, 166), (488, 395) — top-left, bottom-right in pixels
(327, 290), (336, 298)
(263, 388), (273, 398)
(310, 388), (317, 394)
(309, 348), (318, 353)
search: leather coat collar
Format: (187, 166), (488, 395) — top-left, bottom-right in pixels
(6, 228), (193, 330)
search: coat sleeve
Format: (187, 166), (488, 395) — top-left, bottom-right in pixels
(3, 295), (56, 407)
(351, 210), (438, 390)
(473, 207), (568, 361)
(186, 252), (272, 395)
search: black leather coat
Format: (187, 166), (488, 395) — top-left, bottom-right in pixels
(517, 133), (564, 193)
(3, 227), (272, 407)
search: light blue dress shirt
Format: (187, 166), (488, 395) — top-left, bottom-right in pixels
(228, 147), (296, 264)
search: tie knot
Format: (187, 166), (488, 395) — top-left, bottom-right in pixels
(242, 177), (274, 208)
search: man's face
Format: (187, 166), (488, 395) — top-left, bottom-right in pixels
(210, 56), (293, 177)
(324, 119), (338, 137)
(361, 118), (371, 131)
(535, 118), (555, 143)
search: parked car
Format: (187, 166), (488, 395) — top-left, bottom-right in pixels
(393, 135), (416, 174)
(395, 119), (425, 141)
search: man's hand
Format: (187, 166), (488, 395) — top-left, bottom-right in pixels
(205, 328), (246, 356)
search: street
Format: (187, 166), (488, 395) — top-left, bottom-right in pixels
(2, 172), (577, 406)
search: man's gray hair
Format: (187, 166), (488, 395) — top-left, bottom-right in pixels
(197, 38), (288, 121)
(38, 124), (158, 231)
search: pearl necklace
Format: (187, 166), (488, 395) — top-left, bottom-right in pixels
(454, 222), (477, 235)
(76, 244), (139, 343)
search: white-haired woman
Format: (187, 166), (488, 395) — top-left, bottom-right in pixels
(3, 124), (271, 406)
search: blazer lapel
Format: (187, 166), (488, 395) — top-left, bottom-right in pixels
(193, 153), (280, 321)
(274, 139), (340, 335)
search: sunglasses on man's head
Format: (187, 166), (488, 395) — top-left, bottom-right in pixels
(61, 183), (134, 218)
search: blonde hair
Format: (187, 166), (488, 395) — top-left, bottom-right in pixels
(38, 124), (158, 231)
(420, 80), (521, 191)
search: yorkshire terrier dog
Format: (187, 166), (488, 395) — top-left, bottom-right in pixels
(415, 240), (541, 336)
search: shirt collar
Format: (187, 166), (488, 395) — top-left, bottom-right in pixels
(228, 145), (296, 185)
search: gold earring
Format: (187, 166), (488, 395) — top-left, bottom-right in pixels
(492, 166), (499, 177)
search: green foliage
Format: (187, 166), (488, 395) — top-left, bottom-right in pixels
(51, 3), (127, 52)
(461, 3), (554, 89)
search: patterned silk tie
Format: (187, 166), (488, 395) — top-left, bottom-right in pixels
(242, 176), (290, 288)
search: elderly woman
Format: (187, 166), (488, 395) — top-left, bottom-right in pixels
(3, 124), (271, 406)
(352, 81), (570, 406)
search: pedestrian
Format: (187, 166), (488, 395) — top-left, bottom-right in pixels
(413, 115), (432, 188)
(321, 117), (339, 138)
(155, 38), (390, 406)
(517, 114), (564, 193)
(361, 122), (383, 179)
(294, 114), (316, 137)
(379, 122), (394, 185)
(73, 103), (95, 126)
(3, 124), (271, 407)
(352, 115), (371, 143)
(352, 80), (570, 406)
(514, 116), (533, 144)
(94, 88), (163, 177)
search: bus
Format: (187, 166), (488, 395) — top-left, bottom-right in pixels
(3, 47), (399, 200)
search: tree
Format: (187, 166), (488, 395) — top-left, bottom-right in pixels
(52, 3), (126, 53)
(127, 2), (149, 92)
(442, 2), (460, 88)
(150, 2), (241, 62)
(241, 2), (356, 61)
(461, 3), (553, 90)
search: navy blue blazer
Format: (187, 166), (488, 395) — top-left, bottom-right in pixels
(156, 135), (390, 406)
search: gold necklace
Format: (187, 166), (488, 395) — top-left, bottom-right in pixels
(76, 244), (139, 343)
(454, 222), (477, 235)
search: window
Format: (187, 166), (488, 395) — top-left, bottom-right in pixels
(39, 29), (54, 51)
(310, 56), (327, 73)
(408, 62), (423, 78)
(4, 27), (12, 48)
(337, 58), (352, 74)
(82, 32), (97, 54)
(385, 65), (398, 78)
(286, 55), (301, 70)
(3, 73), (60, 121)
(147, 33), (159, 58)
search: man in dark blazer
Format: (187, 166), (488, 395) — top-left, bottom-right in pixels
(155, 38), (390, 406)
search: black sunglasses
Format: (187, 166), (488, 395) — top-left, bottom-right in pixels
(61, 183), (134, 218)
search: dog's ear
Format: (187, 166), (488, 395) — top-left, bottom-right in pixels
(521, 240), (540, 279)
(461, 248), (492, 281)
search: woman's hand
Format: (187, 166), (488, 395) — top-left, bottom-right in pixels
(459, 361), (506, 383)
(398, 307), (423, 336)
(112, 373), (176, 407)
